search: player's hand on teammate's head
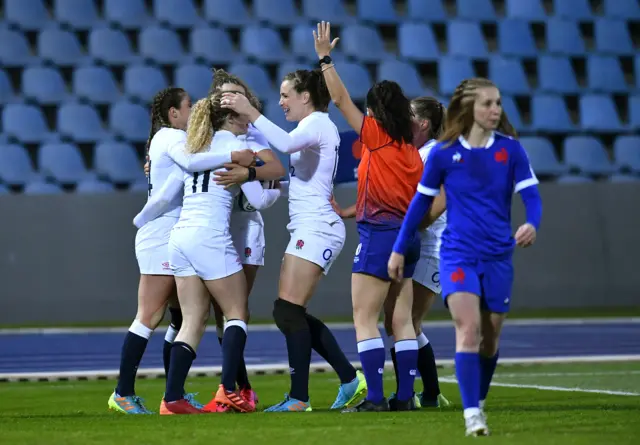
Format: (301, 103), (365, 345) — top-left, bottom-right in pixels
(387, 252), (405, 282)
(231, 148), (255, 167)
(214, 163), (249, 189)
(221, 92), (253, 116)
(515, 223), (537, 248)
(313, 21), (339, 58)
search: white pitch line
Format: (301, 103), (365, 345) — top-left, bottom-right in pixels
(439, 377), (640, 397)
(494, 370), (640, 378)
(1, 317), (639, 335)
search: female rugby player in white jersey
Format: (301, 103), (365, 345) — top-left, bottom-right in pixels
(220, 69), (367, 412)
(156, 90), (281, 415)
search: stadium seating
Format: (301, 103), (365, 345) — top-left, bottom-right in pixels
(0, 0), (637, 194)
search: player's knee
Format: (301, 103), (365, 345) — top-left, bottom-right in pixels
(383, 314), (393, 337)
(272, 299), (307, 335)
(455, 321), (481, 350)
(412, 316), (423, 336)
(391, 306), (412, 334)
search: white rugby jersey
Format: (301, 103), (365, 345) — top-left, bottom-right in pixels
(174, 130), (281, 230)
(146, 128), (186, 218)
(232, 124), (271, 227)
(418, 139), (446, 256)
(252, 112), (340, 227)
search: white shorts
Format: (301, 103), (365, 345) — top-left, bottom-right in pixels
(413, 255), (441, 294)
(231, 223), (265, 266)
(285, 219), (345, 275)
(134, 216), (177, 275)
(168, 227), (243, 281)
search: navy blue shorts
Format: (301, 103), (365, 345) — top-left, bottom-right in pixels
(352, 222), (420, 281)
(440, 256), (514, 313)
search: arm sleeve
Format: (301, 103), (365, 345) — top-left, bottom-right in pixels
(393, 150), (443, 254)
(252, 115), (318, 154)
(239, 181), (281, 210)
(279, 180), (290, 198)
(167, 140), (231, 172)
(246, 126), (271, 152)
(133, 171), (184, 228)
(520, 186), (542, 230)
(512, 142), (540, 193)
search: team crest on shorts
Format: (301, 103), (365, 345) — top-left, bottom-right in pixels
(244, 247), (252, 258)
(162, 261), (171, 270)
(295, 239), (304, 250)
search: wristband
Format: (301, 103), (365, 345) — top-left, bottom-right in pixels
(247, 167), (257, 182)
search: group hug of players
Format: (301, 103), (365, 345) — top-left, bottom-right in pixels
(107, 22), (542, 437)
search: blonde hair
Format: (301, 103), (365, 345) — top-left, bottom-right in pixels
(438, 78), (517, 147)
(185, 90), (239, 154)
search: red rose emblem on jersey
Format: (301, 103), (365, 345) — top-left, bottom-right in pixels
(244, 247), (252, 258)
(494, 147), (509, 164)
(295, 239), (305, 250)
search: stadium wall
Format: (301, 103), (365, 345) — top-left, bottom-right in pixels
(0, 183), (638, 325)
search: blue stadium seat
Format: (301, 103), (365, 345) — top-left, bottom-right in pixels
(519, 136), (567, 176)
(505, 0), (546, 20)
(37, 26), (87, 67)
(398, 23), (439, 62)
(630, 95), (640, 130)
(579, 95), (623, 131)
(264, 100), (296, 133)
(124, 65), (168, 103)
(89, 28), (138, 66)
(58, 102), (108, 143)
(190, 27), (239, 65)
(537, 55), (580, 94)
(546, 19), (586, 55)
(38, 142), (88, 184)
(447, 21), (489, 58)
(563, 136), (614, 176)
(104, 0), (150, 30)
(54, 0), (101, 31)
(129, 178), (150, 193)
(139, 26), (185, 65)
(636, 56), (640, 89)
(603, 0), (640, 19)
(24, 181), (63, 195)
(0, 70), (18, 105)
(594, 19), (634, 55)
(301, 0), (354, 25)
(0, 184), (9, 195)
(498, 19), (537, 57)
(530, 95), (575, 132)
(241, 26), (288, 63)
(438, 57), (475, 96)
(0, 144), (40, 186)
(457, 0), (496, 20)
(608, 174), (640, 183)
(356, 0), (399, 24)
(556, 174), (593, 184)
(255, 0), (300, 26)
(0, 27), (36, 67)
(553, 0), (592, 20)
(154, 0), (202, 28)
(76, 178), (116, 194)
(94, 141), (142, 184)
(407, 0), (447, 21)
(291, 24), (324, 62)
(586, 55), (627, 93)
(501, 95), (526, 130)
(614, 136), (640, 174)
(277, 61), (309, 83)
(328, 103), (351, 133)
(342, 24), (391, 62)
(488, 56), (529, 95)
(6, 0), (50, 31)
(2, 104), (52, 144)
(109, 102), (151, 143)
(226, 63), (275, 98)
(22, 66), (69, 105)
(175, 64), (212, 101)
(73, 65), (121, 104)
(335, 62), (372, 102)
(377, 61), (428, 99)
(204, 0), (253, 26)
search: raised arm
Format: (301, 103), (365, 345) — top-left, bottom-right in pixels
(133, 169), (183, 228)
(314, 22), (365, 134)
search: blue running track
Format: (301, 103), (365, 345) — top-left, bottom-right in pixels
(1, 320), (639, 375)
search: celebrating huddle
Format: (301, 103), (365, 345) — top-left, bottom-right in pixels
(108, 22), (542, 436)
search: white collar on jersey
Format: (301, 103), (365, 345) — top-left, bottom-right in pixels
(458, 132), (495, 150)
